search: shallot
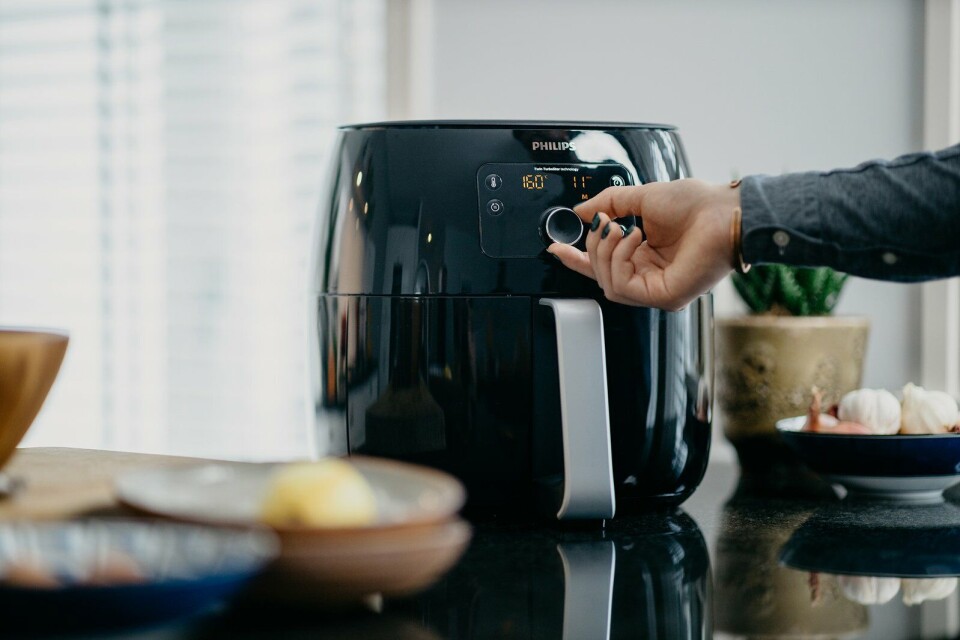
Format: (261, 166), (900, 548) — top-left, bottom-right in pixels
(803, 388), (872, 434)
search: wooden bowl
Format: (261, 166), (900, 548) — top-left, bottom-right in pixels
(115, 457), (471, 605)
(0, 330), (68, 467)
(253, 518), (471, 605)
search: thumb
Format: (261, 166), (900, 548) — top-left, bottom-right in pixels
(547, 243), (596, 281)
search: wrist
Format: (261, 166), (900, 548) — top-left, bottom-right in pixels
(727, 179), (750, 274)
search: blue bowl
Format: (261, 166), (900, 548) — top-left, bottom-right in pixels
(777, 416), (960, 502)
(0, 519), (278, 634)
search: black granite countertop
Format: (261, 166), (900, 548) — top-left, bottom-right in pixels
(40, 461), (960, 639)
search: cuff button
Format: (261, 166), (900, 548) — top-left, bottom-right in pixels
(772, 230), (791, 248)
(882, 252), (899, 265)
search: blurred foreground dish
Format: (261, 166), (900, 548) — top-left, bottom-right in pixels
(116, 457), (470, 606)
(0, 519), (277, 633)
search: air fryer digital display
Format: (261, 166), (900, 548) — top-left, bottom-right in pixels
(514, 167), (618, 198)
(477, 162), (633, 258)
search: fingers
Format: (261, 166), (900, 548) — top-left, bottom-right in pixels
(552, 220), (695, 311)
(593, 218), (625, 298)
(547, 243), (595, 281)
(584, 212), (608, 287)
(609, 225), (647, 301)
(573, 185), (644, 223)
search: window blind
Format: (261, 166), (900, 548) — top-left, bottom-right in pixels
(0, 0), (386, 459)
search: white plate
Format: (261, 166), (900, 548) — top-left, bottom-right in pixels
(822, 474), (959, 503)
(115, 457), (466, 531)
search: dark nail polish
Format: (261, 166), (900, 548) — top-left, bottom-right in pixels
(623, 225), (633, 237)
(601, 223), (611, 239)
(590, 213), (601, 232)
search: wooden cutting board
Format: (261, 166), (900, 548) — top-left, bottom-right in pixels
(0, 447), (199, 521)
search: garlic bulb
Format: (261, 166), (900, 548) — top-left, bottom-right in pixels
(837, 389), (902, 435)
(900, 383), (960, 435)
(902, 578), (958, 606)
(838, 575), (900, 605)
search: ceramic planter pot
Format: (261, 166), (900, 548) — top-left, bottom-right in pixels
(716, 316), (869, 469)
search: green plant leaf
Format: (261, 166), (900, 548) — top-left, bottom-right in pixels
(732, 270), (770, 313)
(731, 263), (849, 316)
(759, 267), (777, 303)
(821, 270), (849, 313)
(779, 266), (810, 315)
(805, 268), (831, 314)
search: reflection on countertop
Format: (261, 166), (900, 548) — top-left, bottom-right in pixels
(402, 510), (711, 640)
(61, 462), (960, 640)
(704, 463), (960, 640)
(714, 497), (869, 638)
(188, 511), (711, 640)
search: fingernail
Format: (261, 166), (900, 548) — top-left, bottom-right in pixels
(623, 225), (633, 237)
(590, 213), (601, 232)
(601, 223), (611, 239)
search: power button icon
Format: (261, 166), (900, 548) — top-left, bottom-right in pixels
(610, 175), (626, 187)
(486, 199), (504, 216)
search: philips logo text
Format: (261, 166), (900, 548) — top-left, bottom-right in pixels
(531, 141), (576, 152)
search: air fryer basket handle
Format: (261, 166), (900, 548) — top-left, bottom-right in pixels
(539, 298), (616, 520)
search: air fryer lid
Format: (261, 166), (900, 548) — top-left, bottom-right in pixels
(315, 121), (689, 296)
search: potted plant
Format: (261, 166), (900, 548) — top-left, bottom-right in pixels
(716, 265), (869, 470)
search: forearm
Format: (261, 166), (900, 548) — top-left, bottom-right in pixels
(740, 144), (960, 281)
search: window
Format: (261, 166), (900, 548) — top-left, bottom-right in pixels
(0, 0), (386, 459)
(921, 0), (960, 399)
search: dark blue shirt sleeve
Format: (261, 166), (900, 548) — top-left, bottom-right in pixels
(739, 144), (960, 282)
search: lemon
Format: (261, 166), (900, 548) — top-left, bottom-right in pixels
(260, 459), (377, 528)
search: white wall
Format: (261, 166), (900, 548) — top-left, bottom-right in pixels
(423, 0), (925, 460)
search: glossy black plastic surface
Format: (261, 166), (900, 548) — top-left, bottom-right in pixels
(313, 123), (688, 296)
(406, 510), (710, 639)
(312, 121), (709, 515)
(314, 294), (711, 514)
(341, 120), (677, 130)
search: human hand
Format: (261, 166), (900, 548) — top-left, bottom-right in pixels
(547, 178), (739, 311)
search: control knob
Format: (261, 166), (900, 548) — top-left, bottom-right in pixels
(541, 206), (584, 246)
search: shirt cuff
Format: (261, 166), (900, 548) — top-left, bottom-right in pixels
(740, 173), (826, 267)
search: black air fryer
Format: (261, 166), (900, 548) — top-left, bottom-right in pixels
(311, 121), (713, 520)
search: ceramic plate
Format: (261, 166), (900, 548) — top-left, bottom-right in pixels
(115, 457), (471, 605)
(0, 519), (277, 633)
(115, 456), (465, 531)
(777, 416), (960, 502)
